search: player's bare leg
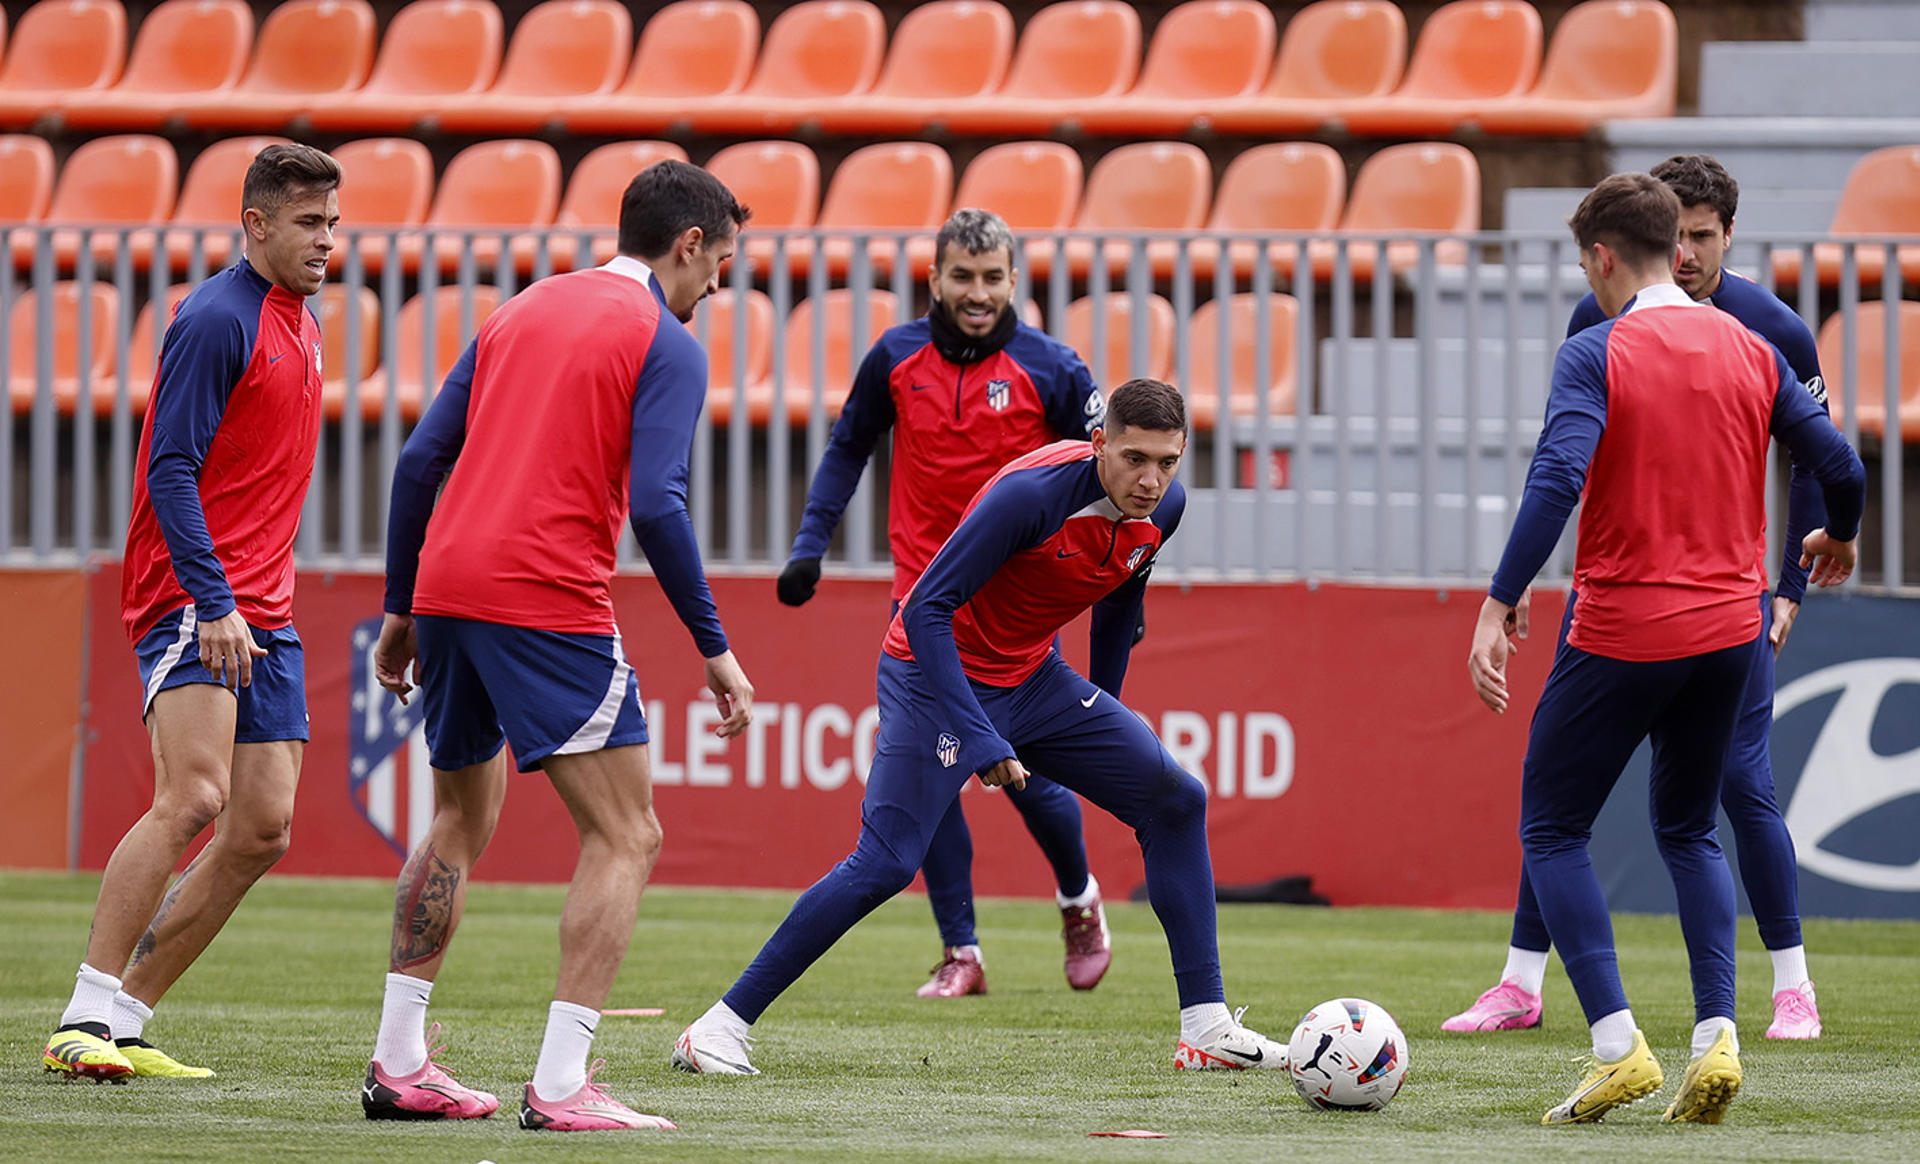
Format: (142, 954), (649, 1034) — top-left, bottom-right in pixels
(363, 753), (508, 1121)
(45, 686), (236, 1080)
(517, 744), (674, 1130)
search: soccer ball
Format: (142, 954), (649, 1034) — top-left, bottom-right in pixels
(1286, 998), (1410, 1112)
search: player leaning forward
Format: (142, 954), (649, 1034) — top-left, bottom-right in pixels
(362, 160), (754, 1131)
(43, 144), (341, 1082)
(675, 378), (1289, 1076)
(1467, 173), (1864, 1126)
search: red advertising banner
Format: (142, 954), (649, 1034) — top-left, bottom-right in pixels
(0, 568), (88, 868)
(80, 567), (1561, 908)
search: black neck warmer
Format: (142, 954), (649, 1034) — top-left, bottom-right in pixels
(927, 299), (1019, 367)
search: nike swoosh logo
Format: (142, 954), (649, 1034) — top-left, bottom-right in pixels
(1232, 1047), (1264, 1064)
(267, 353), (285, 364)
(1080, 693), (1098, 708)
(1056, 549), (1080, 559)
(911, 383), (933, 391)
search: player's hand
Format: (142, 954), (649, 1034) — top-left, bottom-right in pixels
(199, 609), (268, 690)
(373, 613), (418, 703)
(1770, 595), (1800, 658)
(1468, 596), (1518, 714)
(1800, 529), (1857, 588)
(979, 757), (1028, 791)
(777, 557), (822, 606)
(1512, 587), (1532, 641)
(703, 650), (754, 738)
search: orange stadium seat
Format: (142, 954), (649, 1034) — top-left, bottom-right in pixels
(304, 0), (503, 132)
(124, 282), (196, 413)
(8, 281), (121, 416)
(511, 141), (689, 274)
(1076, 0), (1277, 135)
(1176, 141), (1346, 282)
(1774, 145), (1920, 290)
(758, 288), (902, 426)
(1309, 142), (1479, 283)
(1053, 141), (1211, 281)
(0, 135), (56, 223)
(177, 0), (377, 130)
(329, 138), (436, 275)
(58, 0), (253, 130)
(134, 136), (288, 272)
(1065, 292), (1175, 385)
(1477, 0), (1677, 135)
(1184, 292), (1299, 431)
(942, 0), (1141, 135)
(697, 288), (776, 426)
(683, 0), (886, 135)
(1339, 0), (1542, 136)
(706, 140), (822, 280)
(313, 285), (383, 420)
(10, 134), (177, 271)
(813, 0), (1015, 134)
(358, 285), (504, 422)
(0, 0), (129, 128)
(433, 0), (633, 133)
(404, 140), (561, 275)
(1206, 0), (1407, 135)
(1820, 301), (1920, 441)
(920, 141), (1083, 276)
(557, 0), (758, 134)
(816, 141), (954, 280)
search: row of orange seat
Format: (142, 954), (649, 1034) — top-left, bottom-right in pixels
(4, 132), (1480, 284)
(0, 0), (1674, 139)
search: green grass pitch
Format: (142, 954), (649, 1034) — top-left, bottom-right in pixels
(2, 871), (1916, 1162)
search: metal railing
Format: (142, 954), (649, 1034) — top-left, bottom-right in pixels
(2, 226), (1910, 590)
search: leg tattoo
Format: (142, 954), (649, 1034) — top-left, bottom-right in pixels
(128, 852), (206, 972)
(392, 843), (462, 973)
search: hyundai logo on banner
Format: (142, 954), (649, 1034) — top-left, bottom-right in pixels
(348, 615), (431, 858)
(1774, 658), (1920, 893)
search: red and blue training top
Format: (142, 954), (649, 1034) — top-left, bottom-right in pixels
(1490, 282), (1865, 662)
(121, 262), (323, 643)
(886, 440), (1182, 777)
(384, 257), (726, 655)
(790, 317), (1104, 599)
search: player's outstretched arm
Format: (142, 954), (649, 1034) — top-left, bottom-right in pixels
(703, 650), (754, 738)
(384, 344), (476, 617)
(783, 342), (901, 603)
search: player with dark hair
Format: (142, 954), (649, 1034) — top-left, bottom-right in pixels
(677, 378), (1290, 1076)
(360, 159), (755, 1131)
(42, 143), (341, 1081)
(1447, 154), (1835, 1042)
(776, 207), (1114, 999)
(1467, 172), (1865, 1125)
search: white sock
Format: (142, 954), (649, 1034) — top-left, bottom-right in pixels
(1500, 946), (1549, 996)
(1692, 1017), (1739, 1058)
(1769, 946), (1811, 996)
(59, 963), (122, 1030)
(698, 1000), (751, 1034)
(1180, 1001), (1233, 1046)
(1589, 1008), (1637, 1061)
(531, 1000), (600, 1102)
(949, 943), (984, 966)
(110, 992), (153, 1042)
(373, 972), (434, 1076)
(1057, 873), (1101, 910)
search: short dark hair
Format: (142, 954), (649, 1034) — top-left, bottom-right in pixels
(1569, 173), (1681, 266)
(1649, 153), (1738, 230)
(242, 143), (340, 217)
(934, 208), (1015, 271)
(618, 159), (751, 260)
(1105, 378), (1186, 435)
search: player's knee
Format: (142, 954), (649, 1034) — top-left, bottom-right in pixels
(1152, 766), (1209, 829)
(229, 815), (293, 869)
(152, 782), (227, 839)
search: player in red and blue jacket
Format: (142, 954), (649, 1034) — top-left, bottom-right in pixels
(47, 145), (341, 1084)
(776, 211), (1113, 997)
(1451, 156), (1839, 1042)
(1468, 174), (1864, 1125)
(676, 379), (1293, 1077)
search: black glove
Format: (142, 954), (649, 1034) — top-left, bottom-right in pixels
(777, 557), (823, 606)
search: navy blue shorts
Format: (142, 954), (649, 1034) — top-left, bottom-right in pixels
(134, 605), (309, 743)
(414, 615), (648, 773)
